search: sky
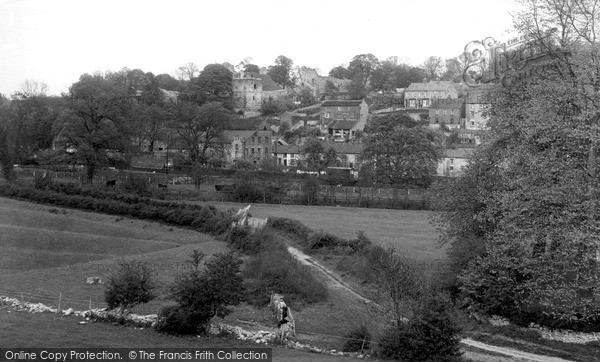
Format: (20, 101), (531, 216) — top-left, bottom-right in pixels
(0, 0), (518, 96)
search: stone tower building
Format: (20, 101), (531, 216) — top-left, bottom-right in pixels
(233, 72), (262, 118)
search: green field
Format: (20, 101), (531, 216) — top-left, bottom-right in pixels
(0, 196), (443, 357)
(192, 201), (446, 263)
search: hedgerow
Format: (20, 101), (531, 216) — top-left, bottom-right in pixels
(0, 183), (231, 237)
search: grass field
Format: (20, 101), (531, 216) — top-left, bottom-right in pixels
(0, 195), (445, 358)
(191, 201), (446, 263)
(0, 197), (228, 312)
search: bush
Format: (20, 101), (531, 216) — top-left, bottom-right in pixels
(104, 260), (156, 318)
(120, 174), (151, 197)
(230, 181), (263, 203)
(155, 305), (207, 335)
(33, 173), (53, 190)
(343, 325), (372, 353)
(244, 237), (328, 306)
(267, 217), (312, 240)
(376, 294), (462, 361)
(306, 231), (348, 251)
(160, 252), (245, 335)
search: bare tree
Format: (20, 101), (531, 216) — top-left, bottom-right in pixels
(20, 80), (48, 97)
(421, 56), (445, 81)
(175, 62), (200, 82)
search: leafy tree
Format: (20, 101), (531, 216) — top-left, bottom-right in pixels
(159, 251), (244, 334)
(441, 57), (466, 82)
(187, 64), (233, 108)
(421, 56), (445, 81)
(156, 73), (180, 91)
(324, 80), (339, 93)
(301, 138), (339, 175)
(244, 64), (260, 74)
(105, 260), (156, 318)
(347, 54), (380, 87)
(56, 73), (131, 181)
(329, 65), (350, 79)
(349, 74), (367, 99)
(171, 101), (232, 165)
(267, 55), (294, 89)
(361, 115), (440, 188)
(435, 0), (600, 330)
(377, 293), (462, 361)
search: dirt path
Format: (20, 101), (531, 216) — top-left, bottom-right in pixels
(286, 246), (576, 362)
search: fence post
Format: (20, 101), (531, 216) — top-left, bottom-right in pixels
(89, 299), (92, 314)
(57, 292), (62, 314)
(360, 336), (366, 354)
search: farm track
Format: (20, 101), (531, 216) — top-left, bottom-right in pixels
(285, 246), (576, 362)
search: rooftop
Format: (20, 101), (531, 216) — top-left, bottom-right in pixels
(321, 100), (364, 107)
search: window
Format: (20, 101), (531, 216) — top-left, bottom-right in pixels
(470, 111), (475, 118)
(235, 144), (239, 154)
(257, 147), (261, 155)
(435, 117), (439, 123)
(449, 166), (454, 171)
(253, 83), (257, 89)
(470, 121), (475, 126)
(265, 147), (268, 154)
(409, 99), (416, 107)
(436, 109), (440, 115)
(450, 158), (454, 164)
(251, 148), (254, 155)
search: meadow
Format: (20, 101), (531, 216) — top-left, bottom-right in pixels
(0, 195), (444, 356)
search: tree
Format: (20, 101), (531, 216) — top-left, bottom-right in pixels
(156, 73), (180, 91)
(171, 101), (232, 165)
(105, 260), (156, 318)
(421, 56), (444, 81)
(158, 251), (244, 334)
(187, 64), (233, 108)
(329, 65), (350, 79)
(441, 57), (466, 82)
(435, 0), (600, 330)
(56, 73), (131, 181)
(244, 64), (260, 74)
(267, 55), (294, 89)
(175, 62), (200, 82)
(324, 80), (338, 93)
(349, 74), (367, 99)
(347, 54), (380, 87)
(301, 138), (338, 175)
(361, 115), (440, 188)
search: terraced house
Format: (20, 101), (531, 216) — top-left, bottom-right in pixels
(404, 81), (459, 108)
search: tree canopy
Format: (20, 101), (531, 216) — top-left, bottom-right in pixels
(361, 114), (440, 188)
(434, 0), (600, 330)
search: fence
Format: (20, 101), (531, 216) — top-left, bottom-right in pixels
(13, 167), (431, 210)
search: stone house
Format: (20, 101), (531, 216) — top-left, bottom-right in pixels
(428, 98), (465, 129)
(271, 140), (363, 170)
(220, 118), (273, 166)
(465, 89), (492, 130)
(404, 81), (459, 108)
(437, 148), (474, 177)
(319, 100), (369, 139)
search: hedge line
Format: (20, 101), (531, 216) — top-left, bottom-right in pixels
(0, 184), (232, 236)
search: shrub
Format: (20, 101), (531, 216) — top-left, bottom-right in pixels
(376, 294), (462, 361)
(120, 174), (151, 197)
(33, 173), (53, 190)
(343, 325), (372, 353)
(104, 260), (156, 318)
(267, 217), (312, 240)
(155, 305), (207, 335)
(306, 231), (348, 251)
(160, 252), (245, 335)
(230, 181), (263, 203)
(244, 237), (328, 306)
